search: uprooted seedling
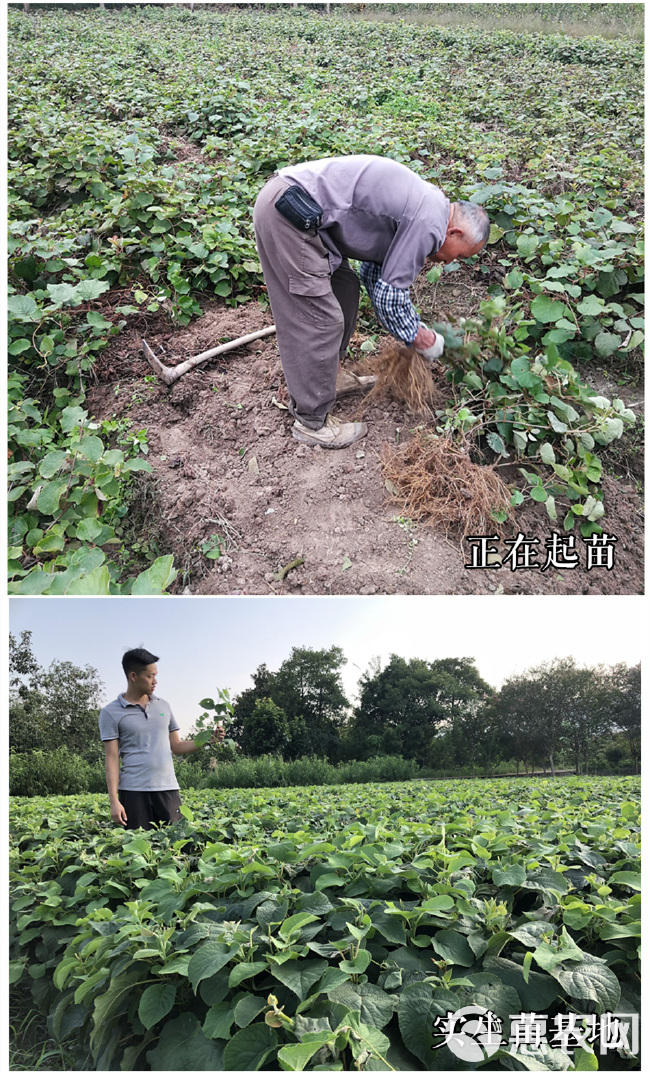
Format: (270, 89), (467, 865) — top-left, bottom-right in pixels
(362, 339), (445, 416)
(382, 430), (514, 538)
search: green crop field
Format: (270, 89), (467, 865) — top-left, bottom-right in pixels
(7, 5), (644, 594)
(10, 777), (640, 1070)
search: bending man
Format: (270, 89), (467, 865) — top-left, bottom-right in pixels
(99, 647), (223, 831)
(253, 154), (489, 449)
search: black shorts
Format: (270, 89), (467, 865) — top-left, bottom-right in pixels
(119, 789), (182, 831)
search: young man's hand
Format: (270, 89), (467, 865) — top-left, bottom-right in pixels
(209, 724), (226, 746)
(111, 801), (128, 827)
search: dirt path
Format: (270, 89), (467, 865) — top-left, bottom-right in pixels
(89, 299), (644, 596)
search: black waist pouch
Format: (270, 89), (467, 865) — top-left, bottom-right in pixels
(275, 184), (323, 231)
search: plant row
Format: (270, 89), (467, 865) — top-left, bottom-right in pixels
(10, 778), (640, 1070)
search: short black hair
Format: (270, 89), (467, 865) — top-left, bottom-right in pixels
(122, 648), (159, 677)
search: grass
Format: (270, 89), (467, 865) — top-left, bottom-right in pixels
(10, 994), (69, 1072)
(340, 2), (644, 40)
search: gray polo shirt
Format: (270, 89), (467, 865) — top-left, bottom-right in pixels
(98, 694), (180, 791)
(278, 155), (450, 288)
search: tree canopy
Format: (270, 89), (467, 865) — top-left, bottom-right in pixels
(10, 631), (105, 760)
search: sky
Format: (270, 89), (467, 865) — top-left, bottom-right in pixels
(9, 594), (646, 736)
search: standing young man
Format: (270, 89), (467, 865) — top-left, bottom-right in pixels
(99, 647), (223, 830)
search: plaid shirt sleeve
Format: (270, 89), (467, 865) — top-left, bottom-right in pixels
(359, 261), (421, 344)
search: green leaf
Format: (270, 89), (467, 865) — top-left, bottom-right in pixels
(522, 869), (569, 894)
(39, 451), (69, 479)
(573, 1046), (599, 1071)
(47, 283), (80, 307)
(594, 331), (622, 357)
(228, 961), (267, 988)
(279, 912), (319, 937)
(486, 431), (508, 457)
(397, 983), (460, 1064)
(75, 517), (103, 542)
(9, 337), (32, 354)
(223, 1022), (276, 1071)
(187, 942), (237, 990)
(66, 565), (111, 595)
(37, 480), (68, 515)
(531, 295), (565, 323)
(539, 442), (555, 465)
(124, 457), (153, 472)
(76, 278), (111, 302)
(233, 993), (267, 1028)
(530, 486), (548, 503)
(270, 959), (327, 1000)
(138, 984), (176, 1030)
(8, 294), (39, 320)
(483, 955), (560, 1011)
(506, 268), (524, 289)
(76, 436), (104, 463)
(577, 295), (605, 316)
(60, 406), (86, 432)
(430, 929), (474, 966)
(131, 555), (177, 594)
(327, 982), (396, 1030)
(545, 496), (557, 521)
(203, 1001), (236, 1040)
(547, 411), (568, 433)
(549, 951), (621, 1013)
(278, 1033), (333, 1072)
(510, 357), (540, 389)
(492, 863), (526, 887)
(609, 870), (641, 891)
(149, 1012), (225, 1071)
(517, 234), (539, 257)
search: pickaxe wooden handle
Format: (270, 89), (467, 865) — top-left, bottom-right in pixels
(142, 325), (277, 386)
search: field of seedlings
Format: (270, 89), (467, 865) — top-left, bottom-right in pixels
(9, 777), (640, 1072)
(7, 6), (644, 595)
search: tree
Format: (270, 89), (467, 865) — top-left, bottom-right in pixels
(493, 657), (629, 776)
(240, 698), (290, 757)
(231, 647), (349, 761)
(607, 662), (641, 774)
(494, 660), (570, 775)
(349, 655), (492, 764)
(10, 631), (105, 760)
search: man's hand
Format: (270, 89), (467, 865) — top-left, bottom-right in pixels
(209, 723), (226, 747)
(111, 800), (128, 827)
(413, 324), (444, 360)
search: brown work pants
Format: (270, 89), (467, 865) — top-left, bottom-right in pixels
(253, 173), (360, 429)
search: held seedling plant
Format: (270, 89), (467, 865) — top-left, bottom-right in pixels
(10, 777), (640, 1071)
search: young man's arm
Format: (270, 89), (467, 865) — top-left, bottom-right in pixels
(169, 728), (225, 754)
(103, 739), (127, 826)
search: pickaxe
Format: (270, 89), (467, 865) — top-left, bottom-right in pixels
(142, 325), (277, 386)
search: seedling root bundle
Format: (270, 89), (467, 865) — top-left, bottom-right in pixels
(383, 431), (513, 537)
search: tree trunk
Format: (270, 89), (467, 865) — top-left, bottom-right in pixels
(549, 752), (556, 776)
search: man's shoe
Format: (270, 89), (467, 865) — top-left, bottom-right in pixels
(292, 413), (368, 449)
(336, 369), (377, 397)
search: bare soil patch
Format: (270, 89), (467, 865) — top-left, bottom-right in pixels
(88, 284), (644, 595)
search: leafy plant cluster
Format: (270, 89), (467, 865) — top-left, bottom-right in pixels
(432, 299), (636, 531)
(193, 690), (238, 755)
(10, 778), (639, 1071)
(7, 7), (643, 588)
